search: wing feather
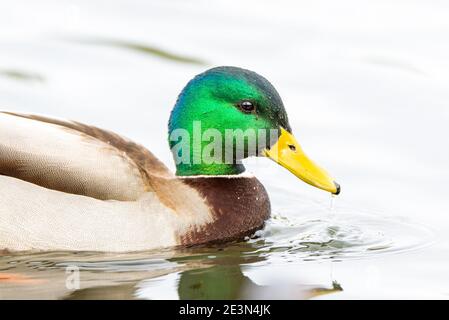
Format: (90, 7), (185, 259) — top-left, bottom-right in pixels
(0, 111), (171, 201)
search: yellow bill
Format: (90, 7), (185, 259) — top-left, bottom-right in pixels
(263, 127), (340, 195)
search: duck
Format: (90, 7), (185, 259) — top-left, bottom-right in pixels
(0, 66), (339, 252)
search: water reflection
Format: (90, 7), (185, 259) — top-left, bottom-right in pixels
(178, 265), (252, 300)
(63, 264), (342, 300)
(176, 264), (342, 300)
(0, 241), (343, 299)
(0, 69), (45, 83)
(0, 198), (434, 299)
(0, 207), (432, 299)
(66, 37), (207, 65)
(62, 248), (343, 299)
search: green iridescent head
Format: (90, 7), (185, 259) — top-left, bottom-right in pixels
(167, 66), (340, 194)
(168, 66), (291, 176)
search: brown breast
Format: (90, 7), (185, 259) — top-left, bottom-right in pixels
(178, 176), (271, 246)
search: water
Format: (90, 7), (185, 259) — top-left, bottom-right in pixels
(1, 0), (449, 299)
(0, 205), (433, 299)
(0, 189), (435, 299)
(330, 195), (336, 212)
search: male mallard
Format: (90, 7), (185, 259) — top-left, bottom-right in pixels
(0, 66), (339, 252)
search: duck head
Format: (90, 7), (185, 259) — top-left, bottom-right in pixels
(168, 66), (340, 195)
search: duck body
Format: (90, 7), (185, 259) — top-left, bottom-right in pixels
(0, 111), (269, 252)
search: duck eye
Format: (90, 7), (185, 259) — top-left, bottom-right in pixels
(288, 144), (296, 152)
(238, 101), (255, 113)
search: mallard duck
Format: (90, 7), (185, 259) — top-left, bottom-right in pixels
(0, 66), (339, 252)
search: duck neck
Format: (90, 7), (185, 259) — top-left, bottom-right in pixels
(176, 163), (245, 177)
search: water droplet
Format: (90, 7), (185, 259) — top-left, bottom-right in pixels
(329, 194), (337, 213)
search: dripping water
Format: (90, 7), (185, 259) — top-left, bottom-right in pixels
(329, 194), (337, 218)
(329, 194), (336, 211)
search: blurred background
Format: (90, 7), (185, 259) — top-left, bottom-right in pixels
(0, 0), (448, 299)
